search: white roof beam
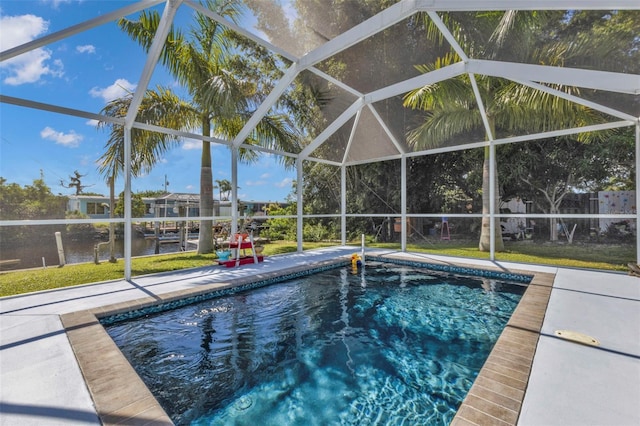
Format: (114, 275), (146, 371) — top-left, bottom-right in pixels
(307, 68), (363, 99)
(468, 59), (640, 95)
(188, 1), (365, 148)
(0, 0), (164, 62)
(469, 73), (494, 141)
(492, 121), (636, 146)
(416, 0), (640, 11)
(345, 154), (403, 167)
(303, 157), (343, 167)
(426, 11), (469, 61)
(238, 143), (299, 160)
(365, 61), (466, 104)
(512, 79), (638, 122)
(231, 63), (301, 147)
(132, 122), (228, 144)
(367, 104), (406, 155)
(341, 108), (363, 164)
(0, 95), (123, 125)
(184, 0), (298, 63)
(125, 0), (182, 126)
(405, 120), (634, 158)
(299, 98), (365, 159)
(299, 0), (418, 69)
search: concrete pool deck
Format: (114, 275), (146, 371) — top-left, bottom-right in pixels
(1, 247), (639, 425)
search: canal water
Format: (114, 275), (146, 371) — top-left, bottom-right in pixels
(1, 236), (191, 270)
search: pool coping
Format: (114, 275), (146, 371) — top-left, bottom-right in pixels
(60, 254), (554, 425)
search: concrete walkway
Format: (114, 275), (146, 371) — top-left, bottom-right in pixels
(1, 248), (639, 425)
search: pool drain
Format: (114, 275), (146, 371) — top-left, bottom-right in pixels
(554, 330), (600, 346)
(234, 396), (253, 411)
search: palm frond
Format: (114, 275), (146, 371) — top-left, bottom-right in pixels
(407, 105), (483, 149)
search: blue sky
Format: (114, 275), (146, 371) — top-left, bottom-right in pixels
(0, 0), (296, 202)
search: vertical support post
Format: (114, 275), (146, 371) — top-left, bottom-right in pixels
(231, 147), (238, 235)
(108, 175), (116, 262)
(636, 123), (640, 264)
(296, 157), (303, 253)
(55, 231), (65, 266)
(489, 142), (496, 261)
(124, 128), (132, 280)
(401, 155), (407, 252)
(341, 165), (347, 245)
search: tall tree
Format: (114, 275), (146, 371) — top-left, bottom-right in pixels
(60, 170), (92, 195)
(116, 0), (298, 253)
(214, 179), (232, 201)
(403, 11), (616, 252)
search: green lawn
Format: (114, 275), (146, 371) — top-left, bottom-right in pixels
(360, 239), (634, 272)
(0, 239), (633, 297)
(0, 241), (333, 297)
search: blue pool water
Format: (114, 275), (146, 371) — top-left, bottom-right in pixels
(106, 262), (526, 425)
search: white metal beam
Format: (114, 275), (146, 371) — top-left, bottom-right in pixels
(0, 0), (164, 62)
(0, 95), (124, 125)
(417, 0), (640, 11)
(426, 11), (469, 61)
(185, 0), (298, 63)
(299, 0), (418, 68)
(344, 154), (404, 167)
(401, 155), (407, 251)
(341, 165), (347, 245)
(636, 123), (640, 263)
(468, 59), (640, 95)
(125, 0), (182, 126)
(299, 98), (365, 158)
(469, 73), (494, 141)
(511, 79), (638, 122)
(232, 64), (301, 147)
(341, 108), (363, 164)
(492, 121), (636, 146)
(296, 158), (304, 252)
(307, 68), (363, 99)
(367, 104), (406, 155)
(123, 128), (133, 280)
(365, 61), (467, 104)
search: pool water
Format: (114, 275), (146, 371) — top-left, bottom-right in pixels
(106, 263), (526, 425)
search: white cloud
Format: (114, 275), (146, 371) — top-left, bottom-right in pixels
(85, 119), (99, 127)
(275, 177), (293, 188)
(43, 0), (74, 8)
(185, 184), (194, 190)
(79, 154), (92, 166)
(245, 179), (267, 187)
(0, 14), (65, 85)
(182, 139), (201, 150)
(40, 126), (83, 147)
(260, 172), (271, 179)
(89, 78), (136, 103)
(76, 44), (95, 54)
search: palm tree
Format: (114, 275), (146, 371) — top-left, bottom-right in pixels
(97, 87), (196, 260)
(214, 179), (233, 201)
(403, 11), (608, 252)
(116, 0), (297, 253)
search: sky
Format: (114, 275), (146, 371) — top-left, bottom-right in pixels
(0, 0), (296, 202)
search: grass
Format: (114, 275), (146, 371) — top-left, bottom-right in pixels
(0, 239), (634, 297)
(0, 241), (333, 297)
(361, 238), (634, 272)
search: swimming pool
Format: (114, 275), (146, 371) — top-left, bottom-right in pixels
(105, 262), (526, 425)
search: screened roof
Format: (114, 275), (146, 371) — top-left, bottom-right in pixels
(2, 0), (639, 169)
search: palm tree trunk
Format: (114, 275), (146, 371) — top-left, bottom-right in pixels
(479, 146), (504, 252)
(198, 118), (214, 253)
